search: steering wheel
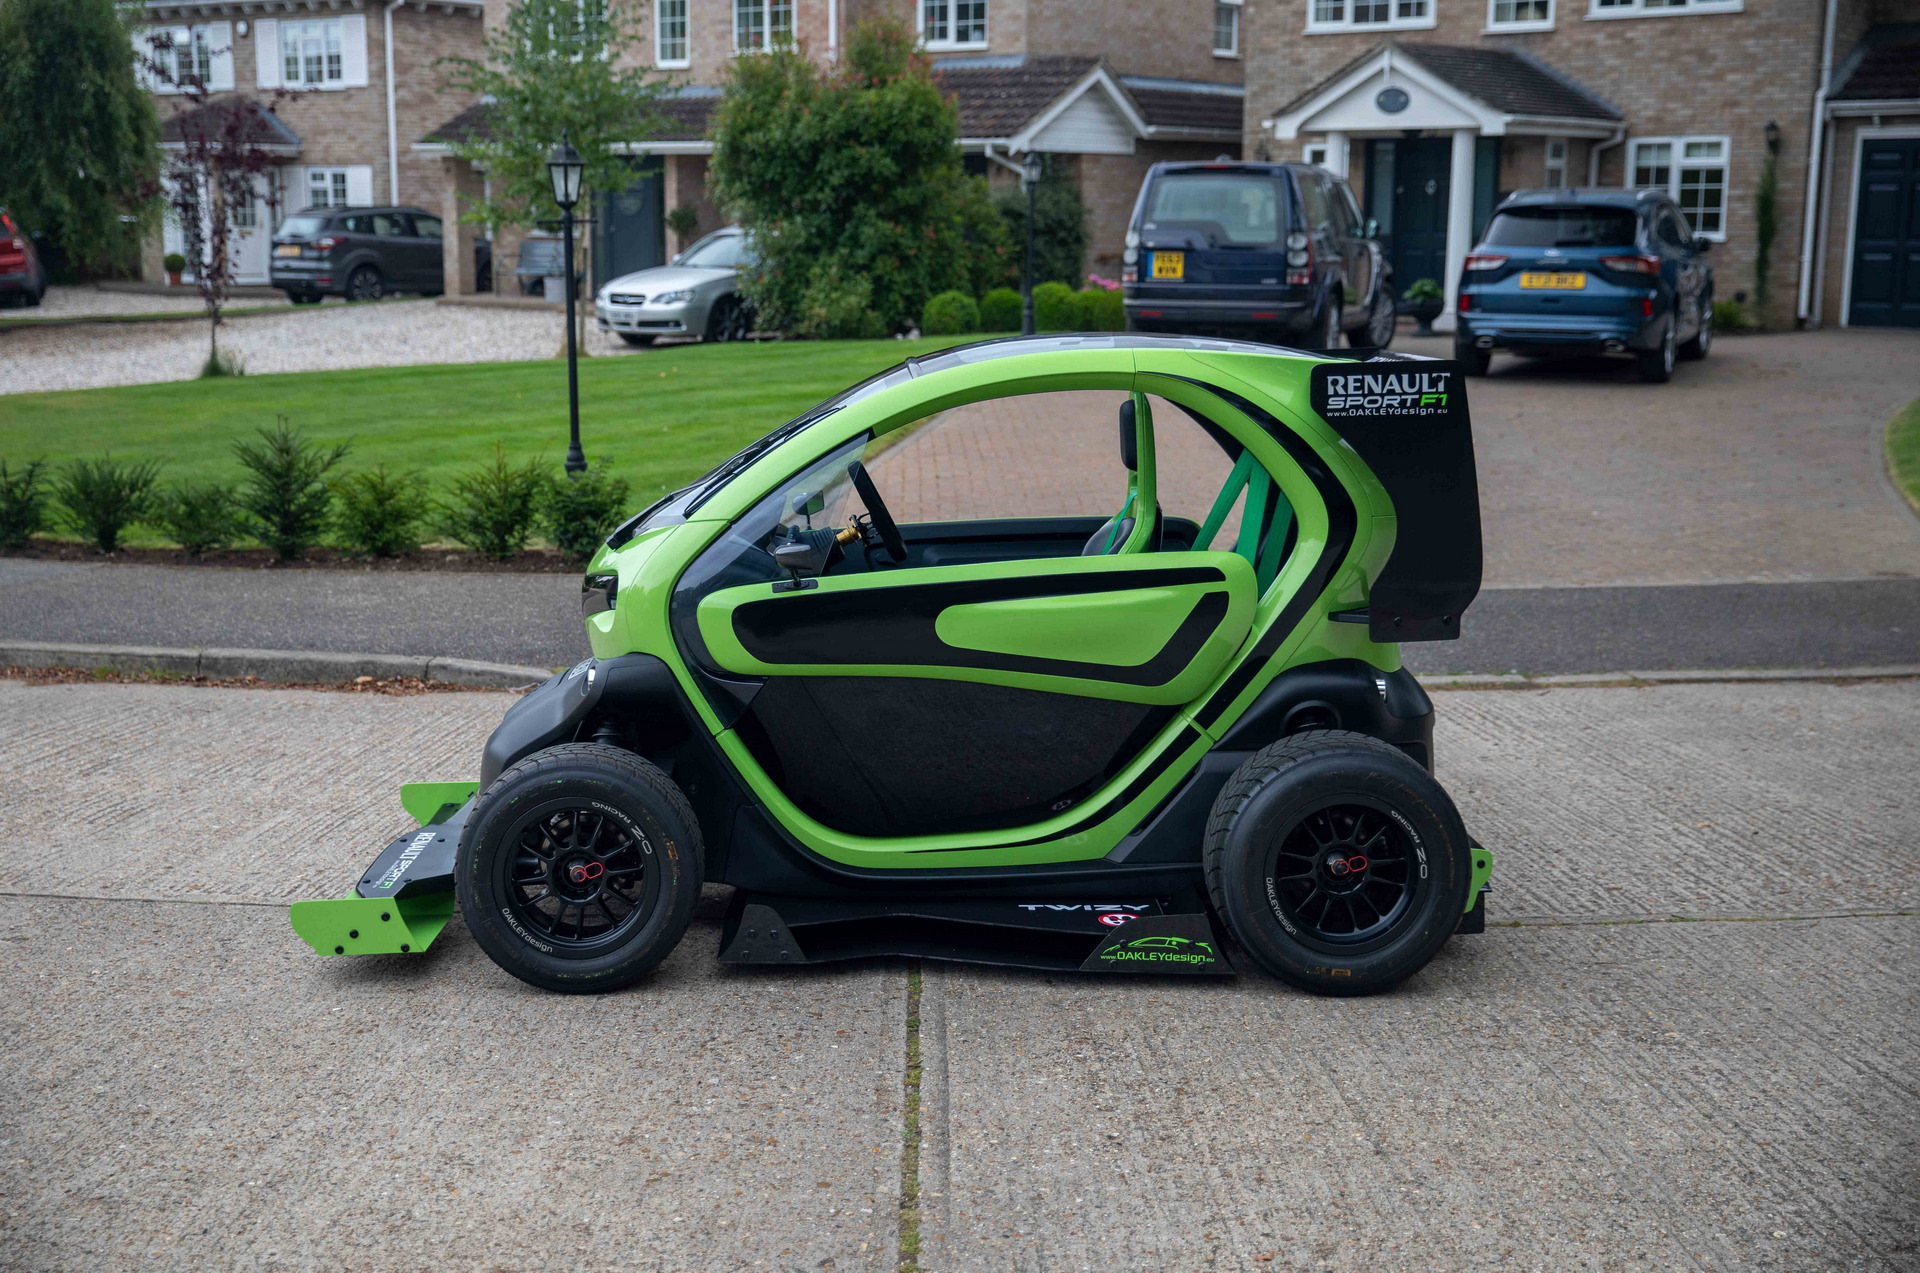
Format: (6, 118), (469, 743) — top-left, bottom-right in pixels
(847, 461), (907, 564)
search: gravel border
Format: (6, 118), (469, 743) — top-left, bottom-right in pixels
(0, 640), (553, 688)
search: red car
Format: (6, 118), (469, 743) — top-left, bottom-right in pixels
(0, 209), (48, 307)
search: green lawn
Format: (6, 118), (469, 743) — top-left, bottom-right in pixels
(1, 336), (980, 507)
(1888, 396), (1920, 515)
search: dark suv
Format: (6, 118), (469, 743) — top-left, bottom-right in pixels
(1455, 188), (1714, 384)
(1123, 161), (1395, 350)
(270, 205), (445, 303)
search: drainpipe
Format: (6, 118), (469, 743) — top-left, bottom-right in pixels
(827, 0), (838, 61)
(384, 0), (404, 202)
(1588, 125), (1624, 187)
(1795, 0), (1836, 325)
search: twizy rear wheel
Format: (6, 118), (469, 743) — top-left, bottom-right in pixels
(1203, 731), (1470, 996)
(457, 743), (702, 993)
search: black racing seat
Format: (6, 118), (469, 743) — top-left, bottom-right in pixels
(1081, 506), (1164, 555)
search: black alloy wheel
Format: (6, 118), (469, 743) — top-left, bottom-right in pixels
(346, 266), (384, 303)
(1264, 798), (1417, 944)
(500, 801), (662, 952)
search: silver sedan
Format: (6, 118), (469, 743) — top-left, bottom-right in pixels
(594, 226), (754, 347)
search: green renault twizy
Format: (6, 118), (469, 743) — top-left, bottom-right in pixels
(292, 334), (1492, 996)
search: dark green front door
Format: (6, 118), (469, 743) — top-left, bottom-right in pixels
(1849, 137), (1920, 328)
(1366, 138), (1451, 296)
(592, 161), (664, 288)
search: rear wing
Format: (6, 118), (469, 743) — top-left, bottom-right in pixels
(1309, 354), (1482, 643)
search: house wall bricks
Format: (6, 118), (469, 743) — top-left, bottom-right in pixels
(1242, 0), (1852, 327)
(139, 3), (483, 282)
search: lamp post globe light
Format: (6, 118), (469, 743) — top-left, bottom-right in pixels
(1020, 149), (1043, 337)
(548, 133), (588, 476)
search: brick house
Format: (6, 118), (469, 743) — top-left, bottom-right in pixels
(132, 0), (485, 285)
(1243, 0), (1920, 330)
(414, 0), (1247, 295)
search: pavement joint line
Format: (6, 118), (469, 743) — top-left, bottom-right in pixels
(1423, 664), (1920, 691)
(1491, 909), (1916, 928)
(897, 962), (925, 1273)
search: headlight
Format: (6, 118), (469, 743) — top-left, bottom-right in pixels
(653, 289), (695, 304)
(1286, 232), (1309, 250)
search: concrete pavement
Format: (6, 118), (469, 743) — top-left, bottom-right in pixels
(1, 676), (1914, 1271)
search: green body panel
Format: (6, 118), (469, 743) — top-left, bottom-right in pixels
(583, 343), (1409, 870)
(695, 550), (1256, 705)
(400, 781), (480, 826)
(1468, 844), (1495, 911)
(934, 582), (1212, 666)
(288, 892), (454, 956)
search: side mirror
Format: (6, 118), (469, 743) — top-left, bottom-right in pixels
(1693, 236), (1712, 253)
(791, 489), (826, 517)
(1363, 218), (1381, 239)
(772, 537), (827, 590)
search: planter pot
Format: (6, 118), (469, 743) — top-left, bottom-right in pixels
(1406, 298), (1443, 337)
(166, 271), (183, 286)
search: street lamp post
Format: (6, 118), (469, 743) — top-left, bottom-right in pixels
(1020, 150), (1043, 336)
(547, 133), (587, 477)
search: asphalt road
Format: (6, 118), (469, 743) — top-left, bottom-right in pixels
(3, 558), (1914, 675)
(2, 677), (1913, 1270)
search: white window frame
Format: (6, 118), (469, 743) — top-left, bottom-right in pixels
(145, 25), (229, 93)
(281, 18), (345, 88)
(305, 168), (351, 210)
(1487, 0), (1555, 31)
(1306, 0), (1435, 34)
(1544, 137), (1568, 186)
(733, 0), (795, 53)
(1213, 0), (1242, 56)
(1628, 135), (1730, 240)
(655, 0), (690, 66)
(921, 0), (988, 50)
(1588, 0), (1742, 19)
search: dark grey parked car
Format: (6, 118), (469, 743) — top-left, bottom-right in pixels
(270, 205), (445, 303)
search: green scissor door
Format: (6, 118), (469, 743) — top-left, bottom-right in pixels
(683, 391), (1257, 841)
(695, 551), (1256, 839)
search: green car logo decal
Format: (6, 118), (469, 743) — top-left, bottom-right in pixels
(1098, 935), (1217, 966)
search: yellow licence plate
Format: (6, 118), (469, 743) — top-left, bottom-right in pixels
(274, 244), (302, 257)
(1519, 271), (1586, 290)
(1151, 251), (1185, 280)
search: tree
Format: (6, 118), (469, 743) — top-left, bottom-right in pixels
(144, 32), (291, 375)
(437, 0), (672, 233)
(0, 0), (161, 273)
(710, 17), (972, 336)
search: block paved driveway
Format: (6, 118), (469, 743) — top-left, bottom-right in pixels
(867, 328), (1920, 587)
(1, 676), (1913, 1271)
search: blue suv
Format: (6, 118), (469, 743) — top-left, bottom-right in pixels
(1455, 189), (1713, 384)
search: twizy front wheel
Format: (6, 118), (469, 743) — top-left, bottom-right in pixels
(1203, 731), (1470, 996)
(457, 743), (702, 993)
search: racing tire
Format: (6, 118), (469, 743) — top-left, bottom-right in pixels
(1678, 301), (1712, 360)
(1353, 281), (1395, 350)
(1453, 336), (1491, 376)
(618, 332), (656, 347)
(457, 742), (703, 994)
(346, 266), (385, 303)
(1202, 730), (1472, 997)
(1637, 321), (1676, 383)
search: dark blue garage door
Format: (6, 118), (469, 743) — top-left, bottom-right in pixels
(1848, 136), (1920, 328)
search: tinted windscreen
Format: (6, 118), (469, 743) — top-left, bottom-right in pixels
(1145, 174), (1289, 247)
(1484, 206), (1639, 248)
(278, 215), (329, 237)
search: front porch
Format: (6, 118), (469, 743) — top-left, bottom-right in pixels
(1266, 43), (1622, 331)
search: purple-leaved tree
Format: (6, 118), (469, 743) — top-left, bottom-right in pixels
(142, 30), (291, 375)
